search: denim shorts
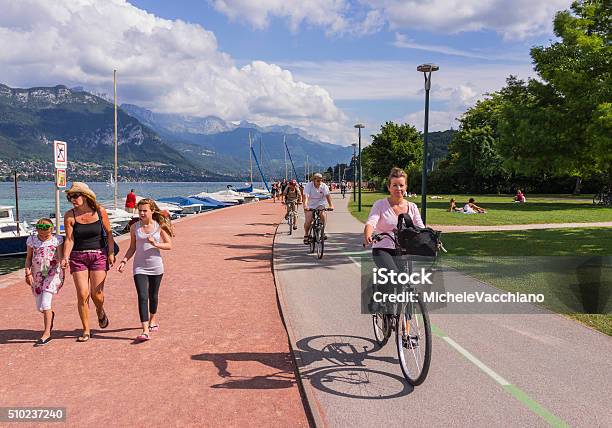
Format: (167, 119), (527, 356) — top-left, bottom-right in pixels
(70, 250), (108, 273)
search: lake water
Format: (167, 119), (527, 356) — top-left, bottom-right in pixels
(0, 180), (265, 275)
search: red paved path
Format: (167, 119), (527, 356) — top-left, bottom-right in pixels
(0, 201), (308, 427)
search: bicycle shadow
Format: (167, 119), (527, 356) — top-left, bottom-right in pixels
(191, 334), (413, 399)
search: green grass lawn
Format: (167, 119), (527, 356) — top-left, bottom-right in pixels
(441, 228), (612, 335)
(348, 192), (612, 335)
(349, 193), (612, 226)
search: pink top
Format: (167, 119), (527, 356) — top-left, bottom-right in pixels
(366, 198), (425, 249)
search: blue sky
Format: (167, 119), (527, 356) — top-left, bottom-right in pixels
(0, 0), (572, 144)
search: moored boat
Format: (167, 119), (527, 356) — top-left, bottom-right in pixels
(157, 197), (208, 214)
(0, 206), (31, 257)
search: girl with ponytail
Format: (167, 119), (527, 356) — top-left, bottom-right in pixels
(118, 198), (173, 341)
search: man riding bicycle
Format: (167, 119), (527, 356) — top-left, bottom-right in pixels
(283, 179), (302, 230)
(303, 173), (334, 244)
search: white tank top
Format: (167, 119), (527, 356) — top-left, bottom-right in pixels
(133, 221), (164, 275)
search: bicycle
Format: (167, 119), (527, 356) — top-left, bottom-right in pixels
(285, 201), (298, 235)
(367, 232), (432, 386)
(593, 188), (612, 206)
(341, 187), (346, 199)
(306, 207), (333, 259)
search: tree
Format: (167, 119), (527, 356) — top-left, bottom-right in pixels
(438, 95), (510, 193)
(361, 121), (423, 187)
(497, 0), (612, 189)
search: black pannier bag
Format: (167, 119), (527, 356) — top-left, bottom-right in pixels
(396, 213), (442, 257)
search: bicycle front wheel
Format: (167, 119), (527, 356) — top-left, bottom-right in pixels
(309, 227), (316, 253)
(288, 212), (294, 235)
(316, 225), (325, 259)
(396, 296), (431, 386)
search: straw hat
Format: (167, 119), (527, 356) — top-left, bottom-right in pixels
(65, 182), (97, 201)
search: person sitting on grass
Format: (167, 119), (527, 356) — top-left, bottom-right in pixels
(514, 189), (526, 203)
(463, 198), (486, 214)
(448, 198), (462, 212)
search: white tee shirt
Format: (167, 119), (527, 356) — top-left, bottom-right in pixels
(304, 182), (330, 209)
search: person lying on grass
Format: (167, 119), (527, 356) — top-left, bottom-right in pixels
(463, 198), (486, 214)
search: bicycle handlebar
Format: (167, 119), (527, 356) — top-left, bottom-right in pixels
(363, 232), (396, 248)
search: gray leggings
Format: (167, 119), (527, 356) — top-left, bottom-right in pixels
(133, 274), (163, 322)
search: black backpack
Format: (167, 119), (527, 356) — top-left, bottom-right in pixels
(396, 213), (442, 257)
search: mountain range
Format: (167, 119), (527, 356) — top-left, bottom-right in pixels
(0, 83), (353, 181)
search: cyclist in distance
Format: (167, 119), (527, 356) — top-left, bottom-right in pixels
(363, 167), (424, 276)
(340, 180), (347, 198)
(283, 179), (302, 229)
(303, 173), (334, 244)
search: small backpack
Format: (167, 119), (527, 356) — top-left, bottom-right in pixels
(395, 213), (443, 257)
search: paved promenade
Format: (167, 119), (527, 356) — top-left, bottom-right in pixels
(0, 200), (308, 427)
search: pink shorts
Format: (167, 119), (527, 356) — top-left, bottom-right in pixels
(70, 250), (108, 273)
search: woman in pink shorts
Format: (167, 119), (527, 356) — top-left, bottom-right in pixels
(60, 182), (116, 342)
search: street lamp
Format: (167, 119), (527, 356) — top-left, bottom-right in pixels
(351, 143), (357, 202)
(417, 63), (439, 225)
(354, 124), (365, 212)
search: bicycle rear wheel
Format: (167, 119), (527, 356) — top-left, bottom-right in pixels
(372, 313), (391, 346)
(288, 212), (294, 235)
(396, 296), (431, 386)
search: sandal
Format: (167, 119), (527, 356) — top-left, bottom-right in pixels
(35, 336), (52, 346)
(98, 311), (109, 329)
(303, 236), (310, 244)
(149, 325), (159, 332)
(136, 333), (150, 341)
(77, 333), (91, 342)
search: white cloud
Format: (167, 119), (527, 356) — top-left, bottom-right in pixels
(210, 0), (352, 34)
(373, 0), (572, 40)
(404, 109), (458, 132)
(210, 0), (572, 40)
(0, 0), (347, 143)
(280, 60), (535, 101)
(404, 85), (479, 131)
(393, 33), (527, 61)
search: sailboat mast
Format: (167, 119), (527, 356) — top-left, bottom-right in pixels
(284, 135), (287, 181)
(113, 69), (118, 210)
(248, 132), (253, 184)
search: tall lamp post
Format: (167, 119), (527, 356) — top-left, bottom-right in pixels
(351, 143), (357, 202)
(417, 63), (439, 225)
(354, 124), (365, 212)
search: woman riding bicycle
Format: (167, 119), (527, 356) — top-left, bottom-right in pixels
(363, 167), (432, 386)
(363, 167), (424, 284)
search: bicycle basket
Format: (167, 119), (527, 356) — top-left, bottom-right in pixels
(396, 213), (442, 257)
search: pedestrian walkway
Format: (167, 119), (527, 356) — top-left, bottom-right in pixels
(273, 194), (612, 427)
(0, 201), (308, 426)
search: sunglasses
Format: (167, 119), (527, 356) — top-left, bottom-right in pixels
(35, 223), (53, 230)
(66, 193), (82, 201)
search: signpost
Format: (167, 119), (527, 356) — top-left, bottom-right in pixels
(53, 141), (67, 232)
